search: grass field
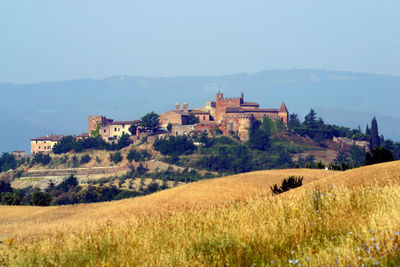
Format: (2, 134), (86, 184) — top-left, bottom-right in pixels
(1, 161), (400, 266)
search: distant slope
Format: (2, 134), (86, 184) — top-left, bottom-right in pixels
(1, 69), (399, 153)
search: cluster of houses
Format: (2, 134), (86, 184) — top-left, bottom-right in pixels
(28, 92), (289, 155)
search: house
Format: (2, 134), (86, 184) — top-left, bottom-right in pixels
(75, 132), (89, 141)
(30, 135), (64, 155)
(88, 115), (140, 141)
(159, 103), (190, 128)
(12, 151), (26, 159)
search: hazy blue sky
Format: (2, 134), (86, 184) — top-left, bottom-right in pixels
(1, 1), (399, 83)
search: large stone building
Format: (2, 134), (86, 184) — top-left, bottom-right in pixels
(30, 135), (64, 155)
(88, 115), (140, 141)
(160, 92), (288, 141)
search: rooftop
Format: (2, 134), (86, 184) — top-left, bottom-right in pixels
(31, 134), (64, 141)
(110, 120), (140, 125)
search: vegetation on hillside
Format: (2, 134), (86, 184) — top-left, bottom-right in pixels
(52, 134), (132, 154)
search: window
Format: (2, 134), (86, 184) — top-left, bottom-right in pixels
(114, 128), (117, 131)
(44, 141), (46, 143)
(104, 129), (106, 133)
(203, 116), (205, 120)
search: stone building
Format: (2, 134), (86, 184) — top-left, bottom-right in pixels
(88, 115), (140, 141)
(30, 135), (64, 155)
(159, 103), (190, 128)
(160, 92), (289, 141)
(88, 116), (140, 141)
(12, 151), (26, 159)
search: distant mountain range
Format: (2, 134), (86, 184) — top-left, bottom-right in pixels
(1, 69), (399, 154)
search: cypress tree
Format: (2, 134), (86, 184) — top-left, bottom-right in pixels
(370, 117), (380, 150)
(366, 125), (370, 135)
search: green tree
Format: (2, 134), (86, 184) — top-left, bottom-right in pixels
(1, 190), (22, 205)
(249, 128), (270, 151)
(80, 154), (91, 164)
(288, 113), (301, 130)
(187, 113), (200, 125)
(31, 189), (52, 206)
(303, 109), (318, 129)
(128, 124), (137, 135)
(261, 117), (275, 135)
(127, 149), (135, 163)
(0, 152), (17, 172)
(349, 145), (366, 167)
(109, 151), (123, 164)
(140, 112), (159, 133)
(369, 117), (380, 150)
(365, 146), (394, 165)
(365, 124), (371, 135)
(53, 136), (76, 154)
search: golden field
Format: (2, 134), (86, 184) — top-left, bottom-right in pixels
(1, 161), (400, 266)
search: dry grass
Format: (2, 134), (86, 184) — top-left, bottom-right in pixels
(1, 161), (400, 266)
(0, 168), (332, 241)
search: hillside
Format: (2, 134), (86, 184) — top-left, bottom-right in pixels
(1, 69), (400, 153)
(1, 161), (400, 265)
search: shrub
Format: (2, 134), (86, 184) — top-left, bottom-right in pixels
(0, 152), (17, 172)
(31, 189), (52, 206)
(72, 155), (79, 167)
(32, 153), (51, 166)
(110, 151), (123, 164)
(365, 146), (394, 165)
(80, 154), (91, 164)
(270, 176), (303, 195)
(57, 175), (79, 193)
(153, 136), (196, 156)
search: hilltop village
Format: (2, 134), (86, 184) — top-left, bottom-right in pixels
(30, 92), (289, 155)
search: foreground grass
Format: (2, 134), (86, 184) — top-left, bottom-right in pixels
(2, 180), (400, 266)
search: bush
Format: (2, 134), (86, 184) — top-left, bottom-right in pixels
(153, 136), (196, 156)
(270, 176), (303, 195)
(365, 146), (394, 165)
(110, 151), (123, 164)
(32, 153), (51, 166)
(0, 152), (17, 172)
(31, 189), (52, 206)
(72, 155), (79, 167)
(80, 154), (91, 164)
(57, 175), (79, 193)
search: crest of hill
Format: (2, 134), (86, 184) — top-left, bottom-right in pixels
(1, 161), (400, 241)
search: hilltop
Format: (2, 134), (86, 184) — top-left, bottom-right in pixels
(1, 161), (400, 265)
(1, 69), (400, 153)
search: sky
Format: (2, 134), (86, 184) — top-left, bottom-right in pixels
(1, 0), (399, 83)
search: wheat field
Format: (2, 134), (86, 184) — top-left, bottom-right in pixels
(1, 161), (400, 266)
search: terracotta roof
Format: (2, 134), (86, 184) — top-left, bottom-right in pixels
(110, 120), (140, 125)
(31, 135), (64, 141)
(225, 107), (244, 113)
(170, 110), (190, 116)
(241, 102), (259, 106)
(244, 109), (278, 113)
(279, 102), (288, 112)
(13, 151), (25, 153)
(77, 132), (89, 137)
(190, 109), (210, 114)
